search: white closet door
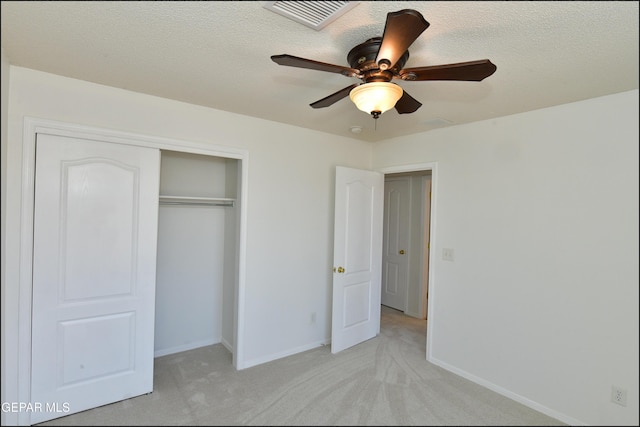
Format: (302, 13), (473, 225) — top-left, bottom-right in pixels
(31, 133), (160, 424)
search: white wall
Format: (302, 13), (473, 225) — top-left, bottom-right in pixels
(373, 90), (639, 426)
(223, 158), (239, 349)
(1, 47), (10, 427)
(2, 66), (372, 422)
(3, 63), (637, 426)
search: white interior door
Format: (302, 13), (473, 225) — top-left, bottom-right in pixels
(331, 166), (383, 354)
(381, 177), (410, 311)
(31, 133), (160, 424)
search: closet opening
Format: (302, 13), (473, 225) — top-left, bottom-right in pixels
(154, 150), (240, 361)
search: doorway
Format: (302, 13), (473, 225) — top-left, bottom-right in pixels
(382, 170), (432, 320)
(378, 162), (438, 360)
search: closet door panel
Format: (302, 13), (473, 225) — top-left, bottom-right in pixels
(31, 133), (160, 424)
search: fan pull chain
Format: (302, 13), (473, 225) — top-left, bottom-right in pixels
(371, 110), (381, 131)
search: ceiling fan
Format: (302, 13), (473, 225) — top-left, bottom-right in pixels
(271, 9), (497, 120)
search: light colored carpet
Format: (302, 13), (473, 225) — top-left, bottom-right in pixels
(37, 306), (565, 426)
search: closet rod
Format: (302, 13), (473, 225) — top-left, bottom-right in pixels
(159, 195), (235, 207)
(159, 201), (234, 207)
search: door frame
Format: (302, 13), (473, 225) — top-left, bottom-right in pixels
(14, 117), (249, 425)
(377, 162), (437, 362)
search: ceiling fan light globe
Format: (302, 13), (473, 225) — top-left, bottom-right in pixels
(349, 82), (403, 115)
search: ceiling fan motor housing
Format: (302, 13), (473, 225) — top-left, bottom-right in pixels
(347, 37), (409, 82)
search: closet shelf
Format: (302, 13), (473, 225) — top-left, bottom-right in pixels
(159, 195), (235, 207)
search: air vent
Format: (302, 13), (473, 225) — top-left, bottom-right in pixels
(264, 1), (359, 31)
(423, 117), (454, 128)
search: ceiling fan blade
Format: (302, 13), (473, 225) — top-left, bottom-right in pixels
(375, 9), (430, 70)
(310, 84), (358, 109)
(394, 90), (422, 114)
(271, 54), (360, 77)
(401, 59), (497, 81)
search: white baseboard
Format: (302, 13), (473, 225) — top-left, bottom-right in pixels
(427, 356), (585, 426)
(242, 338), (330, 369)
(154, 338), (219, 358)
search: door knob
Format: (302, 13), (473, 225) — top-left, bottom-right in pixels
(337, 266), (345, 273)
(399, 250), (405, 255)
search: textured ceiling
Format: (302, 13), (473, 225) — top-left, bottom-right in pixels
(1, 1), (638, 142)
